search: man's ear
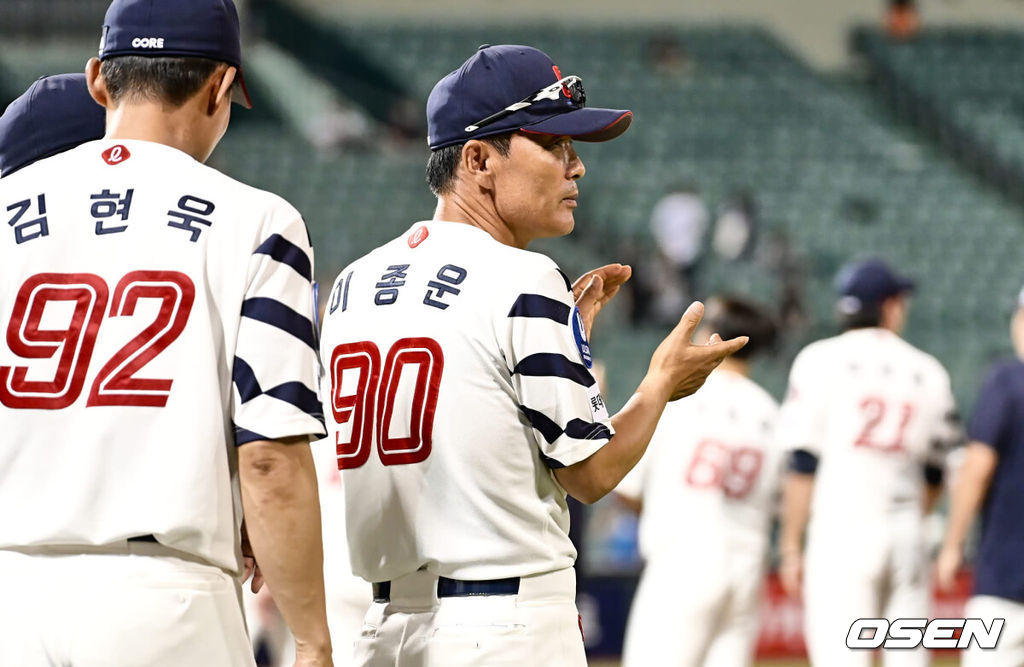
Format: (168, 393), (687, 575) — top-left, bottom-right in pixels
(208, 65), (237, 114)
(85, 57), (113, 109)
(462, 139), (501, 190)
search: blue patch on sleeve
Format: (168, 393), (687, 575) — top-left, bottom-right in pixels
(571, 306), (593, 369)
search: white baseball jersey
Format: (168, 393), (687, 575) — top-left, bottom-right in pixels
(776, 328), (958, 529)
(0, 139), (325, 572)
(781, 329), (955, 667)
(617, 368), (781, 568)
(618, 370), (780, 667)
(319, 220), (613, 583)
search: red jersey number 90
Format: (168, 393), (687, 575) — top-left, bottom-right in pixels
(330, 338), (444, 469)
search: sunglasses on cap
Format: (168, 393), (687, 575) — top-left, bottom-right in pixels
(464, 75), (586, 134)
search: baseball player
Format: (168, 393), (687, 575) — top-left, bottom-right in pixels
(616, 295), (782, 667)
(777, 259), (961, 667)
(0, 74), (105, 178)
(0, 1), (332, 665)
(936, 285), (1024, 667)
(318, 44), (747, 666)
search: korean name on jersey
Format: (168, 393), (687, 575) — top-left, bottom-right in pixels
(0, 140), (325, 572)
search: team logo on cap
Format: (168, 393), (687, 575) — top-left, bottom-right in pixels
(102, 145), (131, 166)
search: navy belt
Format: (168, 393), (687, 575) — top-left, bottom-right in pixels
(372, 576), (520, 603)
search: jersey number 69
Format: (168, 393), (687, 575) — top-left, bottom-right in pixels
(329, 338), (444, 469)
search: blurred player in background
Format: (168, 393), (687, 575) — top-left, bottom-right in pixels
(0, 74), (104, 178)
(778, 258), (961, 667)
(0, 1), (332, 665)
(319, 44), (747, 666)
(616, 295), (781, 667)
(936, 285), (1024, 667)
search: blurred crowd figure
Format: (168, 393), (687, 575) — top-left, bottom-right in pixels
(630, 186), (806, 335)
(886, 0), (920, 40)
(760, 229), (807, 332)
(712, 190), (758, 263)
(647, 183), (709, 320)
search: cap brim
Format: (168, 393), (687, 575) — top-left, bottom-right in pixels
(232, 71), (253, 109)
(520, 108), (632, 142)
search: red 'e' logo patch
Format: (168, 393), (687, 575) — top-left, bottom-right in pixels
(408, 226), (429, 248)
(102, 145), (131, 166)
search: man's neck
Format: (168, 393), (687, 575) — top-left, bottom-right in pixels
(104, 102), (206, 162)
(433, 193), (524, 249)
(717, 356), (749, 377)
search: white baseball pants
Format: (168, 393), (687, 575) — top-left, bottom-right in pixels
(354, 568), (586, 667)
(0, 542), (255, 667)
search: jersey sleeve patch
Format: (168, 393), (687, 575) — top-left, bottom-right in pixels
(587, 382), (609, 421)
(570, 306), (593, 369)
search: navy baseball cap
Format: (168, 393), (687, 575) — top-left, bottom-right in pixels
(835, 258), (915, 313)
(0, 74), (106, 178)
(426, 44), (632, 150)
(99, 0), (252, 108)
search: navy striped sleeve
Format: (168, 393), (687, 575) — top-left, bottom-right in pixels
(508, 294), (571, 323)
(564, 419), (613, 442)
(264, 382), (324, 422)
(520, 406), (611, 468)
(520, 405), (564, 444)
(233, 211), (325, 447)
(232, 356), (324, 421)
(241, 297), (317, 350)
(506, 261), (613, 470)
(232, 357), (262, 402)
(513, 353), (595, 387)
(539, 452), (567, 469)
(254, 233), (312, 281)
